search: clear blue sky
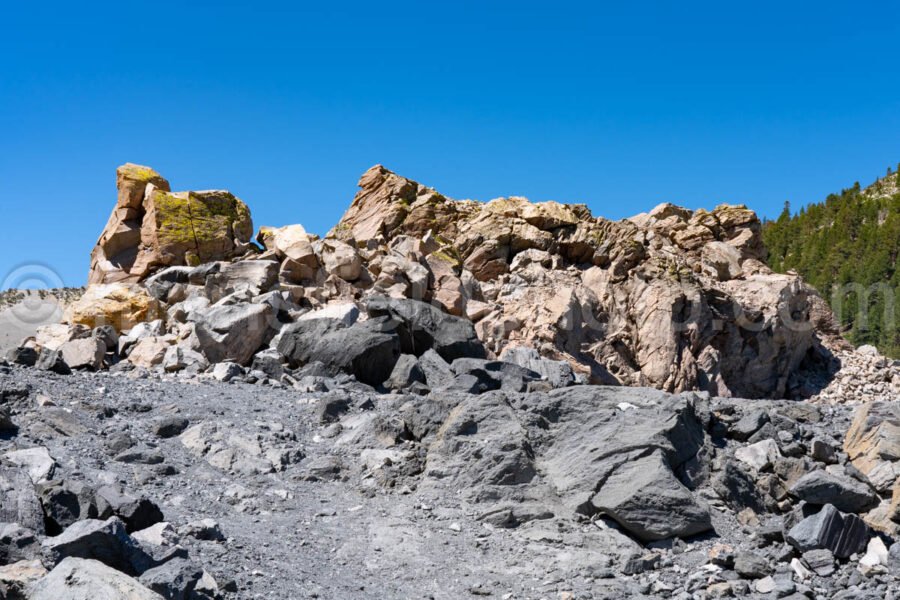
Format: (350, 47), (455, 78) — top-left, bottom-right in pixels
(3, 1), (900, 289)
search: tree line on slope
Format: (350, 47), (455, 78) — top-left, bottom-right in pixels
(762, 167), (900, 357)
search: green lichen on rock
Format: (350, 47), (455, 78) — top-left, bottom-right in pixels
(152, 190), (198, 246)
(118, 163), (167, 184)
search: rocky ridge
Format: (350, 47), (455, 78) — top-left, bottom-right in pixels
(52, 164), (845, 400)
(1, 163), (899, 599)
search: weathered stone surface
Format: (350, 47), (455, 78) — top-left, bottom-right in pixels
(844, 401), (900, 493)
(36, 480), (98, 532)
(365, 296), (485, 362)
(499, 347), (576, 388)
(735, 439), (781, 471)
(591, 449), (712, 541)
(0, 524), (40, 564)
(0, 558), (46, 599)
(0, 466), (45, 533)
(190, 303), (274, 365)
(277, 319), (400, 386)
(384, 354), (425, 390)
(2, 447), (57, 484)
(138, 557), (204, 600)
(786, 504), (870, 559)
(321, 239), (362, 282)
(41, 517), (152, 575)
(35, 348), (71, 374)
(95, 486), (165, 533)
(90, 163), (253, 285)
(789, 470), (878, 513)
(326, 167), (828, 399)
(30, 557), (164, 600)
(65, 283), (161, 332)
(59, 337), (105, 370)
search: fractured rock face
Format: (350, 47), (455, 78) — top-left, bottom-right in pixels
(29, 557), (163, 600)
(843, 402), (900, 494)
(89, 163), (253, 285)
(325, 165), (829, 399)
(591, 449), (712, 541)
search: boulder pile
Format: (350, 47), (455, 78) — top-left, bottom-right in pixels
(16, 163), (843, 400)
(1, 352), (899, 597)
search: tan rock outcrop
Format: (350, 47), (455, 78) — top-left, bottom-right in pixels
(320, 165), (827, 398)
(844, 402), (900, 493)
(64, 283), (160, 332)
(89, 163), (254, 284)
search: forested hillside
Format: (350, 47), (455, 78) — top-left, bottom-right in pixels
(763, 167), (900, 356)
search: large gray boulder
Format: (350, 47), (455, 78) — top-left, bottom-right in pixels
(591, 449), (712, 541)
(418, 386), (710, 542)
(0, 466), (45, 533)
(276, 318), (400, 386)
(29, 557), (164, 600)
(789, 470), (878, 513)
(190, 303), (274, 365)
(59, 338), (105, 370)
(138, 557), (204, 600)
(41, 517), (153, 575)
(533, 387), (706, 516)
(365, 296), (485, 361)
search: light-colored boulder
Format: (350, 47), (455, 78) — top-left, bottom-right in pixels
(257, 224), (318, 265)
(65, 283), (160, 332)
(0, 559), (47, 598)
(189, 303), (274, 365)
(59, 337), (105, 370)
(296, 303), (359, 327)
(321, 239), (362, 282)
(735, 439), (781, 471)
(127, 336), (173, 369)
(34, 323), (89, 351)
(2, 447), (57, 484)
(28, 557), (164, 600)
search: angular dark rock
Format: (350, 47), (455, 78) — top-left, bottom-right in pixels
(731, 409), (770, 441)
(138, 557), (204, 600)
(417, 349), (455, 389)
(801, 548), (835, 577)
(365, 296), (486, 362)
(734, 552), (769, 578)
(152, 416), (190, 439)
(0, 523), (40, 564)
(384, 354), (426, 390)
(41, 517), (154, 575)
(712, 462), (767, 513)
(789, 470), (878, 513)
(277, 318), (400, 386)
(6, 347), (37, 367)
(35, 348), (71, 374)
(96, 486), (165, 534)
(36, 480), (98, 533)
(591, 449), (712, 542)
(786, 504), (870, 559)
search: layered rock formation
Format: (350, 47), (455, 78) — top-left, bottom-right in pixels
(61, 164), (837, 398)
(89, 164), (254, 285)
(324, 165), (832, 398)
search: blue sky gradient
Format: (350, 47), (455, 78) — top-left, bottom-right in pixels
(2, 1), (899, 288)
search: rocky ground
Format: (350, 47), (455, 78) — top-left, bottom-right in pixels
(2, 358), (899, 599)
(2, 162), (899, 599)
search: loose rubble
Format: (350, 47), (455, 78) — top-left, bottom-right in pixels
(0, 163), (898, 598)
